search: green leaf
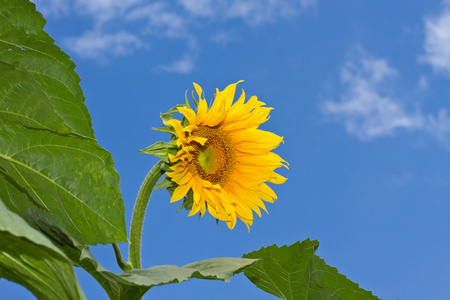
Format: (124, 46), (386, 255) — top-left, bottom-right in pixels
(0, 61), (70, 133)
(0, 0), (127, 245)
(93, 256), (257, 300)
(0, 122), (126, 245)
(243, 239), (382, 300)
(28, 216), (256, 300)
(0, 0), (93, 138)
(0, 200), (85, 300)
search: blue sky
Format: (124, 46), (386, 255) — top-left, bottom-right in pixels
(3, 0), (450, 299)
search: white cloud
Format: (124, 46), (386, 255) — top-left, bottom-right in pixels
(159, 55), (195, 74)
(421, 2), (450, 75)
(324, 50), (424, 140)
(418, 75), (429, 90)
(178, 0), (316, 24)
(226, 0), (312, 24)
(32, 0), (70, 18)
(126, 2), (188, 38)
(300, 0), (317, 7)
(210, 31), (237, 46)
(426, 108), (450, 141)
(178, 0), (215, 17)
(32, 0), (315, 70)
(65, 30), (144, 60)
(324, 48), (450, 143)
(32, 0), (141, 20)
(74, 0), (142, 22)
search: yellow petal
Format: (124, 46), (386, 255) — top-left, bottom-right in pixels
(188, 201), (202, 216)
(193, 82), (203, 100)
(178, 107), (197, 126)
(218, 80), (243, 110)
(158, 81), (288, 230)
(166, 119), (185, 139)
(170, 180), (193, 203)
(235, 152), (288, 168)
(196, 99), (208, 124)
(268, 172), (287, 184)
(202, 98), (225, 126)
(256, 183), (277, 201)
(188, 136), (207, 146)
(175, 170), (193, 186)
(225, 89), (246, 121)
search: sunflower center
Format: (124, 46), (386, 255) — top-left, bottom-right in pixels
(197, 146), (217, 173)
(190, 126), (235, 186)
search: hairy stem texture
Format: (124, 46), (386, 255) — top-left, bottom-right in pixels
(129, 160), (165, 269)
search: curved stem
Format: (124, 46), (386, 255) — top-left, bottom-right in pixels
(112, 243), (133, 272)
(129, 160), (165, 269)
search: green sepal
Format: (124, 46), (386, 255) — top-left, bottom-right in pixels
(154, 175), (176, 190)
(191, 90), (199, 106)
(165, 105), (186, 115)
(160, 111), (174, 125)
(143, 104), (192, 162)
(166, 186), (175, 196)
(140, 141), (178, 163)
(176, 190), (194, 213)
(184, 89), (199, 108)
(185, 90), (191, 109)
(160, 105), (186, 126)
(151, 126), (175, 135)
(146, 99), (202, 214)
(160, 162), (172, 172)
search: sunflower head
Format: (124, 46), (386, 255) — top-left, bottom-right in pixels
(141, 81), (288, 230)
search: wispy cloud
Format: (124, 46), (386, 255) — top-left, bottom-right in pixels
(426, 108), (450, 142)
(74, 0), (143, 23)
(421, 1), (450, 75)
(32, 0), (316, 72)
(32, 0), (70, 17)
(65, 30), (144, 61)
(323, 49), (424, 140)
(159, 54), (195, 74)
(178, 0), (316, 24)
(126, 2), (188, 38)
(178, 0), (215, 17)
(226, 0), (315, 25)
(323, 48), (450, 143)
(210, 31), (237, 46)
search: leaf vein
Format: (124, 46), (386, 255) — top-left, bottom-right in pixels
(0, 153), (121, 237)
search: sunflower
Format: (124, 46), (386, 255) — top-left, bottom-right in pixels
(164, 81), (287, 230)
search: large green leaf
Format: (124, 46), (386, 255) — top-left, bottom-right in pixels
(0, 201), (85, 300)
(243, 239), (382, 300)
(0, 0), (93, 137)
(28, 215), (256, 300)
(0, 0), (126, 245)
(86, 255), (257, 300)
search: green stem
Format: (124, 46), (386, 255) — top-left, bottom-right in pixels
(129, 160), (165, 269)
(112, 243), (133, 272)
